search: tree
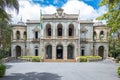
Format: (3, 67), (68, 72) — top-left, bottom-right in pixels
(0, 0), (19, 59)
(0, 0), (19, 21)
(96, 0), (120, 33)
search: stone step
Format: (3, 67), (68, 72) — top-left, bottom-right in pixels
(44, 59), (76, 62)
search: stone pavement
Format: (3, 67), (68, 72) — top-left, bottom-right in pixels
(1, 61), (120, 80)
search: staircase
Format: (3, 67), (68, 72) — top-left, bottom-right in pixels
(44, 59), (76, 62)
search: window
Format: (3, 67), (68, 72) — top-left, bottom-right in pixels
(48, 28), (51, 36)
(58, 28), (62, 36)
(100, 31), (104, 39)
(93, 31), (97, 40)
(68, 24), (74, 36)
(35, 31), (38, 39)
(69, 28), (72, 36)
(16, 31), (20, 39)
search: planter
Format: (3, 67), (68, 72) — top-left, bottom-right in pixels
(0, 64), (6, 77)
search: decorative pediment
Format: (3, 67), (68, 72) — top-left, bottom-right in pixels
(57, 8), (63, 16)
(32, 26), (40, 32)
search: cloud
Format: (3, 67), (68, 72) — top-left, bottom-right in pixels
(10, 0), (106, 24)
(62, 0), (107, 20)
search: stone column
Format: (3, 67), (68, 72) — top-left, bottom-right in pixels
(63, 45), (67, 60)
(21, 30), (24, 39)
(52, 45), (56, 60)
(13, 30), (16, 39)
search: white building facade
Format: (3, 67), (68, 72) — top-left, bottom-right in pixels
(11, 8), (109, 61)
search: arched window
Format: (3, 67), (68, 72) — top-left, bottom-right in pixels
(93, 31), (97, 39)
(99, 31), (104, 39)
(68, 24), (74, 36)
(48, 28), (51, 36)
(35, 31), (38, 39)
(23, 31), (27, 40)
(16, 31), (20, 39)
(46, 23), (51, 36)
(57, 24), (62, 36)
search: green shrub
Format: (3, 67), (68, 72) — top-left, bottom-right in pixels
(118, 66), (120, 76)
(80, 57), (87, 62)
(77, 56), (102, 62)
(32, 57), (41, 62)
(0, 64), (6, 77)
(20, 56), (41, 62)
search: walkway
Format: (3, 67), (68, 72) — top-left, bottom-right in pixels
(1, 61), (120, 80)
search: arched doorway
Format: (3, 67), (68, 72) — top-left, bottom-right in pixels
(67, 45), (74, 59)
(81, 49), (85, 56)
(46, 45), (52, 59)
(98, 46), (104, 58)
(16, 46), (21, 57)
(56, 45), (63, 59)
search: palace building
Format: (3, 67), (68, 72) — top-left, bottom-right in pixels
(11, 8), (109, 61)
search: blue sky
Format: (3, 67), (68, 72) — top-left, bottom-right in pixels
(31, 0), (101, 9)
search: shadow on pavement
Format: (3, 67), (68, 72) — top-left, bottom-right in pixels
(0, 72), (62, 80)
(5, 64), (12, 69)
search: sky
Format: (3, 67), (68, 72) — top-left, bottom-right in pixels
(10, 0), (107, 23)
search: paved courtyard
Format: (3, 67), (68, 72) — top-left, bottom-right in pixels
(1, 61), (120, 80)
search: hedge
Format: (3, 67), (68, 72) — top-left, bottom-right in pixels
(0, 64), (6, 77)
(19, 56), (42, 62)
(76, 56), (102, 62)
(118, 66), (120, 77)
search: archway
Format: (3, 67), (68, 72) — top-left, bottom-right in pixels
(46, 45), (52, 59)
(16, 31), (20, 39)
(57, 24), (62, 36)
(81, 49), (85, 56)
(67, 45), (74, 59)
(46, 23), (51, 36)
(98, 46), (104, 58)
(68, 24), (74, 36)
(16, 46), (21, 57)
(56, 45), (63, 59)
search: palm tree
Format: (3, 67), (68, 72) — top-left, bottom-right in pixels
(0, 0), (19, 21)
(0, 0), (19, 59)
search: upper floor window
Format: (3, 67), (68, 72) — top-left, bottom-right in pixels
(93, 31), (97, 39)
(48, 28), (51, 36)
(58, 27), (62, 36)
(57, 23), (62, 36)
(68, 24), (74, 36)
(46, 23), (51, 36)
(99, 31), (104, 39)
(35, 31), (38, 39)
(16, 31), (20, 39)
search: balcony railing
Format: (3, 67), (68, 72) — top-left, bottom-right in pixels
(32, 38), (40, 43)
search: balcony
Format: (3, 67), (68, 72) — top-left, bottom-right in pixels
(80, 38), (87, 42)
(32, 38), (40, 43)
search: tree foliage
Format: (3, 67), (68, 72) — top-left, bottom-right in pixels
(0, 0), (19, 21)
(96, 0), (120, 33)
